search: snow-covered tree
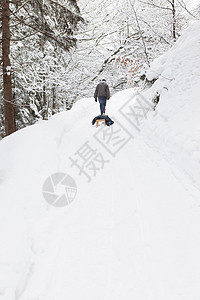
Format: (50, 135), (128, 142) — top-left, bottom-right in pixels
(0, 0), (196, 138)
(0, 0), (83, 136)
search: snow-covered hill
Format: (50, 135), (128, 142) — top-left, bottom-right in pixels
(0, 21), (200, 300)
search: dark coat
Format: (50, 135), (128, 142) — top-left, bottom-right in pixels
(94, 82), (110, 100)
(92, 115), (114, 126)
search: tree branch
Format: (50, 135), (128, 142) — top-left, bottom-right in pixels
(137, 0), (172, 11)
(177, 0), (196, 17)
(9, 7), (77, 50)
(129, 0), (150, 66)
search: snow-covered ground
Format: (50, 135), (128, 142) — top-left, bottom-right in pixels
(0, 21), (200, 300)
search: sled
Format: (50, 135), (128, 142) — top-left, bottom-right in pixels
(95, 119), (106, 127)
(92, 115), (114, 127)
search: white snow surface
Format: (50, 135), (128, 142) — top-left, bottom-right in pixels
(0, 21), (200, 300)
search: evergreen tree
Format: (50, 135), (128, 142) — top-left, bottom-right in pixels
(0, 0), (84, 136)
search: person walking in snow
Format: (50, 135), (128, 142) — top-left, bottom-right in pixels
(94, 79), (110, 115)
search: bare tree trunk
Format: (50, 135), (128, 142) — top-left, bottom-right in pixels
(52, 84), (56, 115)
(171, 0), (176, 42)
(129, 0), (150, 66)
(2, 0), (16, 135)
(52, 1), (58, 116)
(138, 0), (179, 42)
(42, 76), (48, 119)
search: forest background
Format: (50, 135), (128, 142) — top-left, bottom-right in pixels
(0, 0), (199, 137)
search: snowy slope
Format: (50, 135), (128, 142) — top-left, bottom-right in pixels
(0, 21), (200, 300)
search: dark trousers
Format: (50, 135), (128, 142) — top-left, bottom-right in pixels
(98, 96), (107, 115)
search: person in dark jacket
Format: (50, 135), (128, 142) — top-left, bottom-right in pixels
(94, 79), (110, 115)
